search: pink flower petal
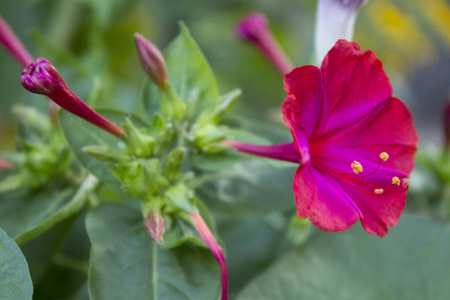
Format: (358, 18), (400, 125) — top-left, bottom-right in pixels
(308, 168), (361, 232)
(293, 164), (317, 218)
(316, 40), (393, 137)
(283, 66), (323, 137)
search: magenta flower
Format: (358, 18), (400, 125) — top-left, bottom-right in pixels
(225, 40), (418, 237)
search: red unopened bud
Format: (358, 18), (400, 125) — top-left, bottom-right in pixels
(21, 58), (125, 138)
(235, 13), (293, 75)
(21, 58), (62, 94)
(444, 102), (450, 148)
(134, 34), (168, 90)
(144, 211), (165, 243)
(0, 14), (33, 67)
(0, 159), (14, 170)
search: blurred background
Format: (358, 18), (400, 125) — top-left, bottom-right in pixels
(1, 0), (449, 152)
(1, 1), (450, 298)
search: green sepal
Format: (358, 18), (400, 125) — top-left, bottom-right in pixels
(108, 159), (169, 200)
(193, 124), (231, 151)
(83, 145), (131, 163)
(122, 118), (155, 157)
(162, 148), (185, 182)
(163, 183), (197, 214)
(160, 83), (187, 120)
(150, 114), (174, 155)
(195, 89), (241, 127)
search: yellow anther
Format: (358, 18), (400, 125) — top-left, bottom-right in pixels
(374, 189), (384, 195)
(351, 161), (363, 174)
(392, 176), (401, 185)
(380, 152), (389, 161)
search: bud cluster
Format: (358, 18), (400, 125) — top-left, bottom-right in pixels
(0, 106), (72, 192)
(188, 89), (241, 154)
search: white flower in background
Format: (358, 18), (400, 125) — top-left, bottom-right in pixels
(315, 0), (368, 64)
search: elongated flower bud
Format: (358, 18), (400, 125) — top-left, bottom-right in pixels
(235, 13), (293, 75)
(144, 211), (165, 243)
(21, 58), (125, 137)
(315, 0), (368, 64)
(0, 14), (33, 67)
(134, 33), (168, 90)
(190, 212), (228, 300)
(444, 101), (450, 148)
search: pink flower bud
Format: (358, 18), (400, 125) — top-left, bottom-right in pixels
(134, 34), (168, 90)
(190, 212), (228, 300)
(0, 159), (14, 170)
(235, 13), (293, 75)
(444, 101), (450, 148)
(144, 211), (165, 243)
(21, 58), (125, 138)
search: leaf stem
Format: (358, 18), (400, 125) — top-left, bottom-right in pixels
(190, 212), (228, 300)
(14, 174), (99, 246)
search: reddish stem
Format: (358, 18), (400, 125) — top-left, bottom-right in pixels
(190, 212), (228, 300)
(0, 14), (33, 67)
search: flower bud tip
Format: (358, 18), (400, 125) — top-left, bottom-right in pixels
(235, 13), (268, 41)
(21, 58), (62, 95)
(144, 211), (165, 243)
(134, 33), (168, 90)
(235, 13), (293, 75)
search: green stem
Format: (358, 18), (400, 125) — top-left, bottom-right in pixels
(53, 253), (90, 274)
(14, 175), (99, 246)
(188, 170), (238, 189)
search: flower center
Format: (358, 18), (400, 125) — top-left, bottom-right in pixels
(330, 152), (409, 196)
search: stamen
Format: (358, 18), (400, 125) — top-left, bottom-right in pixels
(374, 189), (384, 195)
(392, 176), (400, 185)
(402, 181), (409, 188)
(351, 161), (363, 174)
(380, 152), (389, 161)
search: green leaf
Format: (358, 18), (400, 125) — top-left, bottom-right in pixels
(0, 228), (33, 300)
(86, 203), (221, 300)
(237, 215), (450, 300)
(218, 213), (295, 294)
(197, 159), (297, 217)
(0, 188), (72, 241)
(59, 109), (147, 184)
(0, 175), (98, 245)
(144, 23), (219, 119)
